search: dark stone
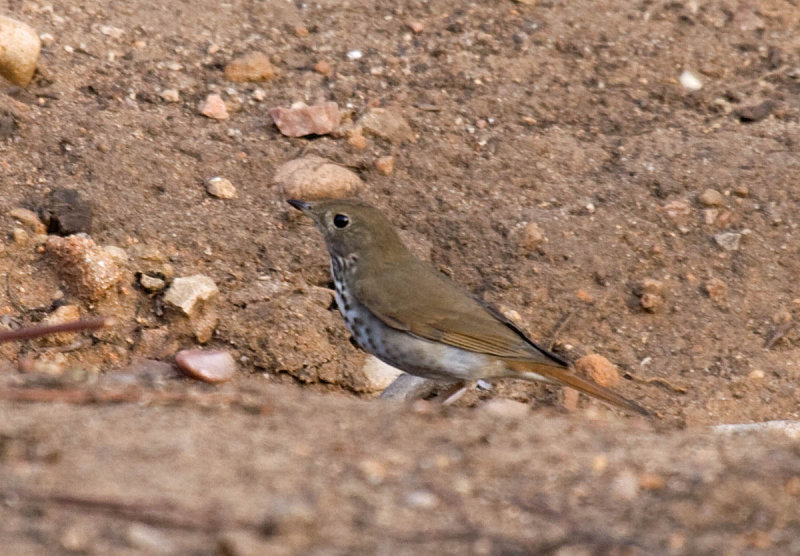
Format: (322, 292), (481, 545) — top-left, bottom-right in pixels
(42, 188), (93, 236)
(0, 112), (17, 139)
(737, 101), (775, 123)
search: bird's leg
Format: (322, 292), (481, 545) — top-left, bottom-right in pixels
(440, 381), (469, 405)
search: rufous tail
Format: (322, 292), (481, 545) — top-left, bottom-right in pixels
(507, 360), (651, 417)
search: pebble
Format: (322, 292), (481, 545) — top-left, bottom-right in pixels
(360, 355), (404, 392)
(519, 221), (546, 251)
(346, 49), (363, 60)
(314, 60), (332, 75)
(139, 273), (166, 292)
(662, 199), (691, 220)
(160, 88), (180, 103)
(251, 88), (266, 101)
(0, 16), (41, 86)
(274, 155), (363, 200)
(406, 20), (425, 33)
(705, 277), (728, 303)
(374, 155), (394, 175)
(481, 398), (530, 419)
(347, 126), (367, 149)
(405, 490), (438, 509)
(198, 93), (229, 120)
(714, 231), (742, 251)
(9, 207), (46, 234)
(175, 349), (236, 383)
(679, 69), (702, 92)
(574, 354), (620, 388)
(358, 107), (414, 143)
(737, 101), (774, 123)
(206, 176), (237, 199)
(639, 278), (665, 313)
(576, 289), (594, 303)
(640, 293), (664, 313)
(60, 523), (94, 552)
(12, 227), (28, 245)
(126, 523), (174, 554)
(46, 235), (121, 301)
(39, 304), (81, 345)
(43, 188), (93, 235)
(748, 369), (765, 380)
(698, 188), (725, 207)
(164, 274), (219, 316)
(638, 472), (666, 491)
(224, 52), (277, 83)
(268, 101), (340, 137)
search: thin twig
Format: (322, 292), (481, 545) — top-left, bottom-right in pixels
(0, 317), (112, 343)
(3, 489), (257, 531)
(624, 372), (688, 394)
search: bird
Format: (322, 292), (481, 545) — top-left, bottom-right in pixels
(288, 198), (649, 416)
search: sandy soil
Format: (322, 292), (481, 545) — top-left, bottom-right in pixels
(1, 0), (799, 553)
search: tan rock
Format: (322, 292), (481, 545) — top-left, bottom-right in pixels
(206, 176), (237, 199)
(358, 107), (414, 143)
(224, 52), (277, 82)
(375, 155), (394, 175)
(574, 354), (620, 387)
(0, 16), (41, 86)
(275, 155), (362, 200)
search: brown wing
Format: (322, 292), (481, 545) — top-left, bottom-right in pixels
(354, 259), (567, 368)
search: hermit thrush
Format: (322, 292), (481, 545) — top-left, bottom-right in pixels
(289, 198), (648, 415)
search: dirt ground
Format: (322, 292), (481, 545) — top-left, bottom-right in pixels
(1, 0), (800, 553)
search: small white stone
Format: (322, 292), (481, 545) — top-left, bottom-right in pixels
(679, 69), (702, 92)
(346, 49), (363, 60)
(714, 231), (741, 251)
(160, 88), (180, 102)
(405, 490), (438, 508)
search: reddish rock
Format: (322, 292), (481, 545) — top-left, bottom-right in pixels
(46, 235), (121, 301)
(175, 349), (236, 383)
(575, 354), (620, 388)
(269, 101), (340, 137)
(198, 94), (229, 120)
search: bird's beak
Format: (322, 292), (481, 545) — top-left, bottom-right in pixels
(287, 199), (313, 213)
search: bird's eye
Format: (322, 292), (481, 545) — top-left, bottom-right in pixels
(333, 214), (350, 229)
